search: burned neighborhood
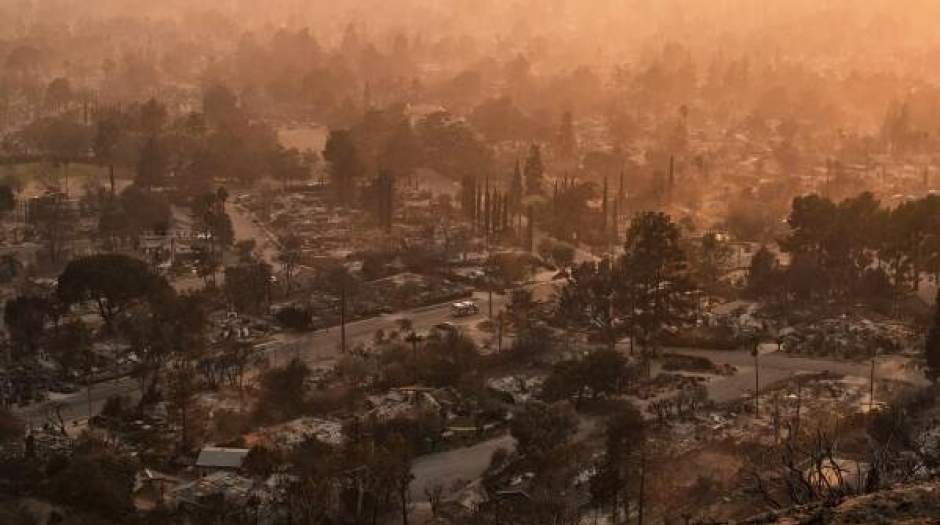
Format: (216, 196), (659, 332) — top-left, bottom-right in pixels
(0, 1), (940, 524)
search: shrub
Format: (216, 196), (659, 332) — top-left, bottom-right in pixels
(100, 395), (132, 420)
(275, 306), (313, 331)
(660, 353), (718, 373)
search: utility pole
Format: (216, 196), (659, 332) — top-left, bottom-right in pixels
(752, 338), (760, 418)
(406, 332), (422, 384)
(86, 373), (93, 423)
(488, 287), (493, 319)
(794, 378), (802, 437)
(602, 176), (609, 257)
(485, 259), (494, 320)
(85, 349), (94, 423)
(340, 281), (347, 354)
(638, 445), (646, 525)
(497, 313), (503, 352)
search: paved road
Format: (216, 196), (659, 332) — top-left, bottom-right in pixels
(18, 320), (923, 505)
(411, 433), (514, 498)
(228, 199), (565, 365)
(410, 414), (600, 500)
(267, 286), (536, 367)
(409, 347), (924, 500)
(229, 203), (282, 270)
(27, 202), (927, 497)
(668, 347), (924, 403)
(21, 301), (917, 428)
(12, 284), (541, 426)
(17, 377), (141, 428)
(12, 294), (501, 425)
(14, 202), (526, 424)
(410, 414), (601, 500)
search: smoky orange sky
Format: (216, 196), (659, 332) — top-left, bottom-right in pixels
(6, 0), (940, 135)
(7, 0), (940, 61)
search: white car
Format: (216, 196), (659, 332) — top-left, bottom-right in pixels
(450, 301), (480, 317)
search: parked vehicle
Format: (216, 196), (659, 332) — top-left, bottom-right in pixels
(431, 322), (460, 337)
(450, 300), (480, 317)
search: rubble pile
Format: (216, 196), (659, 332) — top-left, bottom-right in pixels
(17, 429), (73, 457)
(253, 417), (344, 448)
(486, 375), (545, 404)
(748, 374), (870, 418)
(253, 192), (364, 258)
(779, 317), (917, 358)
(663, 375), (878, 456)
(170, 471), (258, 508)
(662, 413), (742, 455)
(370, 273), (472, 310)
(632, 373), (709, 400)
(365, 388), (439, 420)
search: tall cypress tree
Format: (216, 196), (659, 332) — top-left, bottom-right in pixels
(384, 171), (394, 232)
(373, 170), (394, 233)
(323, 130), (364, 206)
(510, 160), (523, 223)
(484, 180), (491, 236)
(493, 192), (499, 235)
(618, 169), (625, 213)
(461, 176), (477, 222)
(375, 172), (386, 229)
(667, 155), (675, 202)
(612, 198), (620, 244)
(557, 110), (576, 160)
(524, 144), (545, 196)
(526, 205), (535, 252)
(475, 180), (482, 232)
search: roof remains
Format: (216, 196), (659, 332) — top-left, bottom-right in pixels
(195, 447), (250, 469)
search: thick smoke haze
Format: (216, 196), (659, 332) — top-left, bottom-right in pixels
(2, 1), (940, 525)
(5, 0), (940, 131)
